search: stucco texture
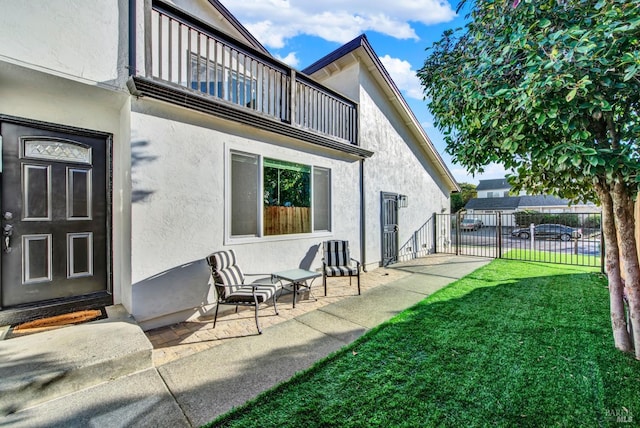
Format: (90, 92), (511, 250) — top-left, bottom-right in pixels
(129, 100), (363, 327)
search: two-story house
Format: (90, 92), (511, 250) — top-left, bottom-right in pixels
(0, 0), (458, 330)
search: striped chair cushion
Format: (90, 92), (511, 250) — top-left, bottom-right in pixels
(206, 250), (245, 300)
(324, 266), (358, 277)
(215, 266), (246, 298)
(208, 250), (240, 272)
(323, 240), (351, 267)
(225, 284), (279, 303)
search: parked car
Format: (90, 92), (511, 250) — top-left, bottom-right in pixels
(460, 218), (483, 231)
(511, 224), (582, 241)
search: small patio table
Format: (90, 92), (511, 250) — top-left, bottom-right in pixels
(271, 269), (321, 308)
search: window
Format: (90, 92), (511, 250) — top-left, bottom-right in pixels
(313, 168), (331, 231)
(190, 53), (257, 108)
(230, 151), (331, 238)
(231, 152), (259, 236)
(263, 158), (311, 235)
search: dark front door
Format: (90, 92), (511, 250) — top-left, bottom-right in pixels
(381, 192), (398, 266)
(1, 120), (111, 316)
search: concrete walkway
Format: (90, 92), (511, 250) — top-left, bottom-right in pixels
(1, 255), (491, 427)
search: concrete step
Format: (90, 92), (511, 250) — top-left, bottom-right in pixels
(0, 305), (153, 416)
(1, 368), (190, 428)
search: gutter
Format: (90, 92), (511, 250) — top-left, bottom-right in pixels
(360, 159), (367, 272)
(129, 0), (136, 76)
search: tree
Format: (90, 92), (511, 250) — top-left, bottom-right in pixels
(418, 0), (640, 357)
(451, 182), (478, 212)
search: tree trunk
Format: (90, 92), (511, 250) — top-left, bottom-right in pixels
(596, 183), (632, 352)
(611, 181), (640, 359)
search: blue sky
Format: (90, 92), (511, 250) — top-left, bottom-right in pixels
(221, 0), (508, 185)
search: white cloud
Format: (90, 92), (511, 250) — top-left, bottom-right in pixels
(222, 0), (456, 48)
(451, 167), (476, 185)
(379, 55), (424, 100)
(480, 163), (509, 180)
(275, 51), (300, 67)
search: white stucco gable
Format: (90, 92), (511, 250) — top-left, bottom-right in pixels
(301, 35), (460, 270)
(302, 34), (459, 194)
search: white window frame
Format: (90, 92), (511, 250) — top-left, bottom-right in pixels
(225, 149), (333, 244)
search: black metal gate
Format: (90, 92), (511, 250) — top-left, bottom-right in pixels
(434, 212), (603, 268)
(381, 192), (399, 266)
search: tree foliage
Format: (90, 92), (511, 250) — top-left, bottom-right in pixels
(264, 166), (310, 208)
(418, 0), (639, 201)
(418, 0), (640, 357)
(451, 182), (477, 212)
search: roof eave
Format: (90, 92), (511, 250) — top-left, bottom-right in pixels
(206, 0), (270, 56)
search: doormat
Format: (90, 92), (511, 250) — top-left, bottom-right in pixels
(8, 308), (107, 338)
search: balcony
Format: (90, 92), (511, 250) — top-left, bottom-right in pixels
(130, 2), (363, 154)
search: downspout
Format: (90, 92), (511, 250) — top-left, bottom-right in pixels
(360, 158), (367, 272)
(128, 0), (137, 76)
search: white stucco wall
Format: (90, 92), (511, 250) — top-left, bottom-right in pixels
(357, 69), (450, 267)
(130, 98), (362, 329)
(0, 0), (129, 89)
(309, 60), (452, 268)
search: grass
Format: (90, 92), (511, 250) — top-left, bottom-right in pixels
(206, 259), (640, 428)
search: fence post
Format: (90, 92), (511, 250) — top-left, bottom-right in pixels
(497, 212), (502, 258)
(530, 223), (535, 253)
(600, 214), (605, 274)
(432, 212), (437, 254)
(456, 212), (461, 256)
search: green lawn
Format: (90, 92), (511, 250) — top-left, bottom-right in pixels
(207, 259), (640, 428)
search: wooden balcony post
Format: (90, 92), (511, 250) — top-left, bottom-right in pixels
(289, 69), (296, 125)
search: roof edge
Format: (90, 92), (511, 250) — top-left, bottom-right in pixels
(206, 0), (270, 55)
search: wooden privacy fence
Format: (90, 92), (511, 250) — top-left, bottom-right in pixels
(264, 206), (311, 235)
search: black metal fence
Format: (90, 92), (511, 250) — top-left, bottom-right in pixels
(433, 212), (603, 268)
(397, 217), (437, 263)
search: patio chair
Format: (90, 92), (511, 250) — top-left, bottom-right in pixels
(206, 249), (281, 334)
(322, 240), (361, 296)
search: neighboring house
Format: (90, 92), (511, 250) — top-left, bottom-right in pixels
(475, 178), (521, 198)
(465, 179), (598, 227)
(0, 0), (458, 329)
